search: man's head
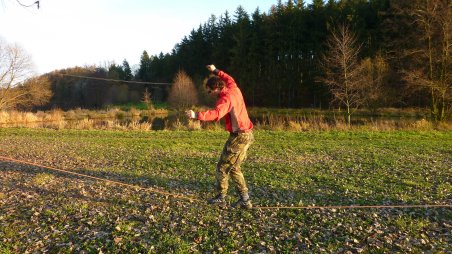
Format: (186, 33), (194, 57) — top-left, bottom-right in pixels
(205, 76), (225, 96)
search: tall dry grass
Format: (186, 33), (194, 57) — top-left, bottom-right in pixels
(128, 120), (152, 131)
(253, 114), (452, 131)
(1, 110), (450, 131)
(169, 117), (186, 131)
(129, 107), (140, 117)
(187, 119), (202, 131)
(0, 110), (65, 127)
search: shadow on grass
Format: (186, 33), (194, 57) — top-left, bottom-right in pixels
(0, 162), (142, 208)
(1, 159), (448, 210)
(0, 160), (213, 206)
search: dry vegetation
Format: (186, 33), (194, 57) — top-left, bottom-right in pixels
(0, 108), (451, 132)
(0, 109), (165, 130)
(167, 70), (199, 109)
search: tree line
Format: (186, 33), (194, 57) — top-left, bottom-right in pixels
(81, 0), (447, 121)
(1, 0), (450, 121)
(139, 0), (449, 120)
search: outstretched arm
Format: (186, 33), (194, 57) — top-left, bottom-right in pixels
(186, 96), (231, 122)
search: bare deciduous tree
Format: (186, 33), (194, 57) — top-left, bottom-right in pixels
(404, 0), (451, 121)
(16, 76), (53, 110)
(0, 38), (34, 110)
(167, 70), (198, 109)
(319, 24), (365, 125)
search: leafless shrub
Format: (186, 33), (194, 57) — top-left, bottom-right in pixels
(142, 88), (154, 110)
(167, 70), (199, 109)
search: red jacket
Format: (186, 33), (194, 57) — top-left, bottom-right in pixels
(197, 70), (253, 133)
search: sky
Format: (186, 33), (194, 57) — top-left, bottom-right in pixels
(0, 0), (285, 75)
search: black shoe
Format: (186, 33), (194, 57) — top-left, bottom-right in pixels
(207, 194), (226, 205)
(232, 198), (253, 209)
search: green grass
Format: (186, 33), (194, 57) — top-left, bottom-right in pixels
(0, 128), (451, 252)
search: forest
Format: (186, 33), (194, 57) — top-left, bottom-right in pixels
(3, 0), (450, 121)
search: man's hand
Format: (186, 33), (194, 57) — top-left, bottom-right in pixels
(206, 64), (216, 72)
(185, 110), (197, 119)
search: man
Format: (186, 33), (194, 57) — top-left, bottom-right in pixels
(186, 65), (254, 209)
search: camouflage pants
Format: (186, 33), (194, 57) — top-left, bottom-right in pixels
(216, 132), (254, 197)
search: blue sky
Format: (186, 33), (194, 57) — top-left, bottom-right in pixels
(0, 0), (294, 74)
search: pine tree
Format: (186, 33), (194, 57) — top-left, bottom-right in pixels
(137, 51), (152, 81)
(122, 59), (132, 81)
(107, 63), (124, 80)
(311, 0), (325, 9)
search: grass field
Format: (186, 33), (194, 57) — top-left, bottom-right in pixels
(0, 128), (451, 253)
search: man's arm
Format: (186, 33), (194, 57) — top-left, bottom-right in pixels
(206, 65), (237, 89)
(197, 96), (231, 121)
(185, 65), (236, 121)
(186, 96), (231, 122)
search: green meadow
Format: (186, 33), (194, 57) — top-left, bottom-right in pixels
(0, 128), (451, 252)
